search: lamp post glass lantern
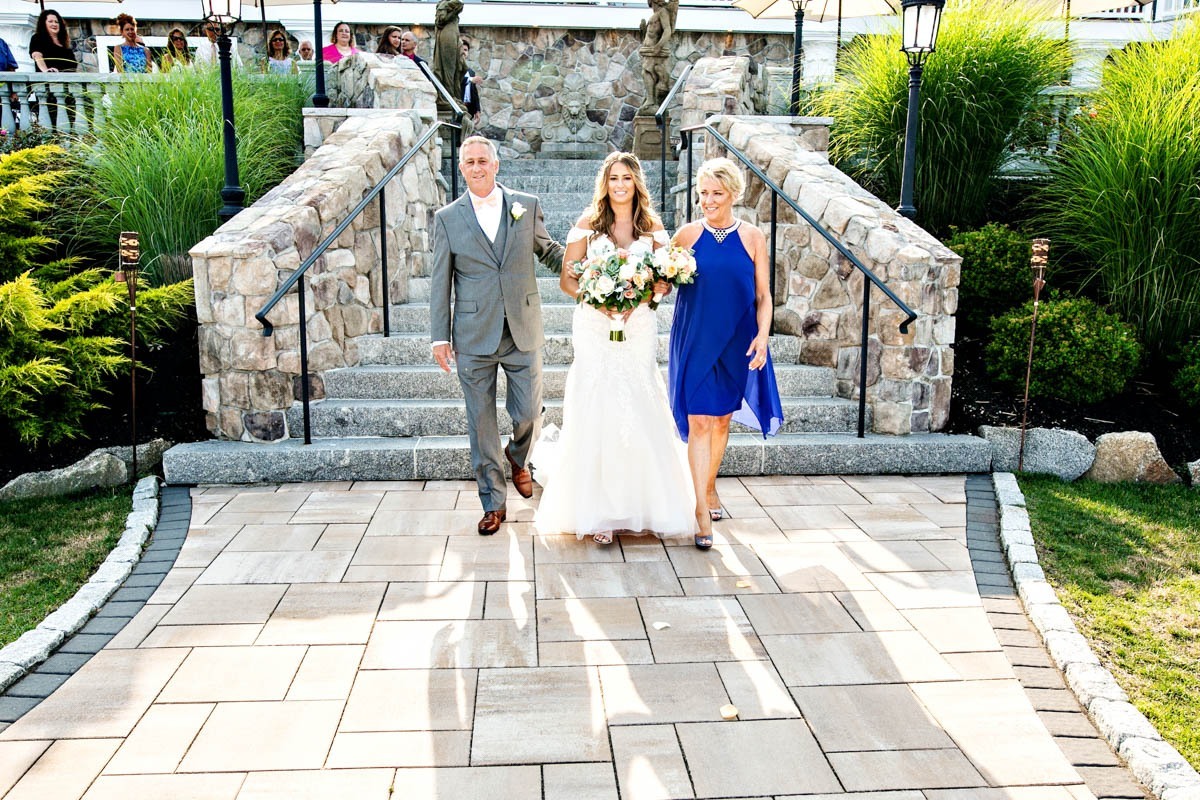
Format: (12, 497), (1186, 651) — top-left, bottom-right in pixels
(896, 0), (944, 220)
(202, 0), (245, 224)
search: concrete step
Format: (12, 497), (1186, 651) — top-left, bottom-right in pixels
(389, 301), (676, 334)
(356, 332), (800, 367)
(323, 363), (836, 400)
(407, 276), (676, 305)
(284, 395), (862, 438)
(163, 432), (993, 484)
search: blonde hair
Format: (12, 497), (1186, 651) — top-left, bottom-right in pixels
(696, 157), (745, 204)
(587, 151), (661, 243)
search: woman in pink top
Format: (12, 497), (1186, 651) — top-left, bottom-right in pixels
(322, 21), (357, 63)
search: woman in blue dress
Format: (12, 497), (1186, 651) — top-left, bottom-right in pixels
(112, 14), (151, 74)
(668, 158), (783, 548)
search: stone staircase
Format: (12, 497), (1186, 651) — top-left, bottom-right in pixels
(163, 156), (990, 484)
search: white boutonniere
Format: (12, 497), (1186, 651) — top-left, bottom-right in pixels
(511, 201), (526, 221)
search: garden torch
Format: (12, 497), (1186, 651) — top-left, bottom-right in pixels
(116, 232), (140, 482)
(1018, 238), (1049, 472)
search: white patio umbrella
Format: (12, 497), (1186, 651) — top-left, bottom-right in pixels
(731, 0), (900, 112)
(23, 0), (122, 11)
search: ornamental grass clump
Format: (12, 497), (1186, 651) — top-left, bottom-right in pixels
(0, 145), (192, 446)
(1039, 20), (1200, 353)
(59, 69), (308, 284)
(813, 0), (1070, 235)
(986, 296), (1141, 405)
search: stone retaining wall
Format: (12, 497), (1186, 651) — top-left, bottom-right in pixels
(191, 107), (443, 442)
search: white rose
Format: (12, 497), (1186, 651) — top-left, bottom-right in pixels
(618, 261), (636, 281)
(595, 275), (616, 296)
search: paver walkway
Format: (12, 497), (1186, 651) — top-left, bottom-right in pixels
(0, 476), (1109, 799)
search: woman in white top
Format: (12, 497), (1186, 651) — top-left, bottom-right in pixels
(533, 152), (700, 547)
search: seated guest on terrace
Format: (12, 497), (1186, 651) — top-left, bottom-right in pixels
(377, 25), (404, 57)
(162, 28), (192, 71)
(29, 9), (76, 73)
(195, 20), (243, 69)
(400, 30), (426, 66)
(112, 14), (152, 74)
(323, 21), (358, 64)
(267, 30), (298, 74)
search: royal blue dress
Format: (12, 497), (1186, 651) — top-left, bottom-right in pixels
(668, 225), (784, 442)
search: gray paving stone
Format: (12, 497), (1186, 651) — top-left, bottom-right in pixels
(36, 652), (95, 673)
(5, 671), (70, 697)
(57, 633), (115, 654)
(1005, 646), (1055, 668)
(1013, 665), (1067, 689)
(1027, 688), (1086, 713)
(1058, 736), (1122, 767)
(1040, 711), (1103, 738)
(80, 616), (130, 635)
(1075, 766), (1149, 798)
(677, 719), (841, 797)
(0, 695), (42, 722)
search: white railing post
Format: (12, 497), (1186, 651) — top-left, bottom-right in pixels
(1, 85), (13, 132)
(73, 80), (90, 134)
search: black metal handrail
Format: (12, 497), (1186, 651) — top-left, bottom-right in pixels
(680, 121), (919, 438)
(414, 59), (466, 198)
(255, 119), (462, 444)
(655, 62), (694, 213)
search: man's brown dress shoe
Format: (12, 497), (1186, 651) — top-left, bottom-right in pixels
(505, 445), (534, 499)
(477, 509), (506, 535)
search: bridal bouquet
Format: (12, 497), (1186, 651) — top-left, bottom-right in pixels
(572, 244), (655, 342)
(647, 245), (698, 309)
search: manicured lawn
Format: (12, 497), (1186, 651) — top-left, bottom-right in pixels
(0, 487), (132, 647)
(1020, 475), (1200, 769)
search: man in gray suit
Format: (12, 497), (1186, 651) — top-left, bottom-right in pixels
(431, 136), (565, 535)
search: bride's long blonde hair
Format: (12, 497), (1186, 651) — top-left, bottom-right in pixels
(587, 152), (661, 242)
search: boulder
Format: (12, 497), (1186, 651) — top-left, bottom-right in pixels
(1084, 432), (1182, 484)
(100, 438), (171, 478)
(980, 426), (1096, 481)
(1189, 458), (1200, 488)
(0, 451), (127, 502)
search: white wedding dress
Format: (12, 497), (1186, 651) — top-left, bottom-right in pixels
(533, 229), (698, 540)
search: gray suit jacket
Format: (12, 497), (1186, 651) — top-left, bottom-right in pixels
(430, 186), (564, 356)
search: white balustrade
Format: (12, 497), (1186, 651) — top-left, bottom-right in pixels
(0, 73), (151, 137)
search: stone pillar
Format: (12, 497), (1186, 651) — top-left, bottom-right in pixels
(801, 27), (838, 87)
(1070, 38), (1114, 89)
(0, 11), (36, 71)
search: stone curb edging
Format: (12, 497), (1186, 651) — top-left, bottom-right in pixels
(993, 472), (1200, 800)
(0, 476), (160, 693)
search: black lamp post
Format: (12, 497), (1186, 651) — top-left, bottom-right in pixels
(896, 0), (944, 220)
(201, 0), (245, 224)
(311, 0), (329, 107)
(789, 0), (810, 115)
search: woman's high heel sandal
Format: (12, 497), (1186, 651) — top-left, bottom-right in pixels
(694, 532), (714, 550)
(709, 508), (723, 522)
(593, 531), (614, 545)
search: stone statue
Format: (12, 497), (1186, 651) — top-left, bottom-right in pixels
(544, 74), (607, 145)
(432, 0), (466, 105)
(637, 0), (678, 116)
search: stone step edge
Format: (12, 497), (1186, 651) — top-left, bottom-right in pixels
(163, 434), (992, 485)
(0, 476), (160, 693)
(992, 473), (1200, 800)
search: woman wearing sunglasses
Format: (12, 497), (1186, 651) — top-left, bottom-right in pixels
(162, 28), (192, 71)
(266, 30), (298, 75)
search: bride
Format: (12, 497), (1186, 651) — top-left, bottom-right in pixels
(533, 152), (703, 548)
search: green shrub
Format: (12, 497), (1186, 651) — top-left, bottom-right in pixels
(813, 0), (1070, 235)
(58, 69), (309, 284)
(986, 296), (1142, 404)
(1039, 20), (1200, 352)
(1174, 340), (1200, 410)
(947, 223), (1034, 330)
(0, 145), (192, 445)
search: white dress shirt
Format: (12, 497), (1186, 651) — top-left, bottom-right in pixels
(470, 185), (503, 242)
(195, 38), (243, 68)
